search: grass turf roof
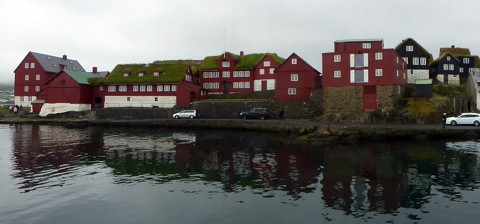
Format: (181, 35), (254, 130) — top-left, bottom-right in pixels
(198, 53), (284, 71)
(440, 47), (471, 57)
(88, 60), (200, 85)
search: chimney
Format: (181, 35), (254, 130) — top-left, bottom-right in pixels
(451, 45), (455, 48)
(92, 67), (98, 74)
(63, 54), (67, 60)
(240, 51), (244, 57)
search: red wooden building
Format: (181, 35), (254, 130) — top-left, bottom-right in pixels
(322, 39), (407, 111)
(13, 52), (86, 109)
(89, 60), (205, 108)
(274, 53), (321, 102)
(198, 52), (284, 95)
(38, 70), (101, 116)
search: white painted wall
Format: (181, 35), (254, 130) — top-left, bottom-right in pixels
(407, 69), (429, 84)
(254, 79), (275, 91)
(15, 96), (36, 109)
(39, 103), (91, 117)
(436, 74), (460, 85)
(104, 96), (176, 108)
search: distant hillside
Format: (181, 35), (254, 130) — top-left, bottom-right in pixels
(0, 84), (14, 91)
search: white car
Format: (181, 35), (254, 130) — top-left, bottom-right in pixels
(173, 110), (199, 119)
(446, 113), (480, 126)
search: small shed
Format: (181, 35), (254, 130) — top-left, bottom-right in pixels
(415, 79), (433, 98)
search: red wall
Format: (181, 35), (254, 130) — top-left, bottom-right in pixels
(45, 72), (93, 104)
(14, 53), (52, 97)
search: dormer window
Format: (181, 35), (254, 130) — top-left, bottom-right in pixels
(138, 72), (144, 77)
(124, 73), (129, 77)
(222, 60), (230, 68)
(154, 71), (160, 77)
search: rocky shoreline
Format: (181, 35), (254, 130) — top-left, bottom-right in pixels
(1, 115), (479, 144)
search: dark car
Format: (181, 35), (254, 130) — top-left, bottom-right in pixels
(240, 108), (271, 120)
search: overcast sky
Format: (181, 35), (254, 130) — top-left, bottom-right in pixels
(1, 0), (478, 84)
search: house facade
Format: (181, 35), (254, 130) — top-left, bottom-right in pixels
(198, 52), (284, 95)
(13, 52), (85, 108)
(322, 39), (408, 114)
(395, 38), (432, 84)
(89, 60), (205, 108)
(274, 53), (321, 102)
(38, 70), (101, 116)
(429, 53), (461, 85)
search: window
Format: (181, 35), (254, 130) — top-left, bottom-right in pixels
(123, 72), (129, 77)
(413, 57), (419, 65)
(269, 68), (275, 74)
(463, 58), (470, 64)
(238, 82), (244, 88)
(245, 71), (251, 77)
(157, 85), (163, 91)
(406, 45), (413, 51)
(362, 43), (371, 49)
(259, 69), (265, 75)
(171, 85), (176, 92)
(420, 57), (427, 65)
(35, 86), (40, 92)
(99, 86), (103, 91)
(350, 69), (369, 83)
(449, 64), (454, 71)
(447, 56), (451, 61)
(203, 72), (208, 78)
(402, 57), (408, 64)
(334, 55), (341, 62)
(245, 82), (250, 88)
(222, 61), (230, 67)
(127, 97), (130, 101)
(164, 85), (170, 91)
(138, 72), (144, 77)
(233, 82), (238, 89)
(30, 62), (35, 69)
(147, 85), (153, 92)
(155, 97), (158, 102)
(443, 64), (449, 70)
(375, 52), (383, 60)
(460, 67), (464, 73)
(291, 74), (298, 81)
(375, 69), (383, 77)
(25, 75), (29, 81)
(233, 71), (239, 77)
(133, 85), (139, 92)
(119, 85), (127, 92)
(352, 53), (368, 67)
(28, 96), (32, 101)
(470, 68), (475, 72)
(154, 72), (160, 77)
(292, 58), (297, 64)
(36, 74), (40, 80)
(264, 61), (270, 67)
(222, 71), (230, 78)
(108, 86), (116, 92)
(334, 70), (341, 78)
(25, 63), (29, 69)
(20, 96), (24, 101)
(288, 88), (296, 95)
(140, 85), (146, 92)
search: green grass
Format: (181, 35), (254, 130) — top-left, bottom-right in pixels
(432, 83), (466, 97)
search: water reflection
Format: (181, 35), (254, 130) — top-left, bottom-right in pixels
(6, 124), (480, 218)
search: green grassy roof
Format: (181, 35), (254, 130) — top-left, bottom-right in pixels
(198, 52), (284, 71)
(65, 70), (102, 84)
(440, 47), (471, 57)
(88, 60), (200, 85)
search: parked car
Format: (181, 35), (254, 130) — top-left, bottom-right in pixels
(446, 113), (480, 126)
(173, 110), (199, 119)
(240, 108), (271, 120)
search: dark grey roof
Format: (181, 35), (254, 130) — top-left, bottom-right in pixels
(96, 71), (110, 77)
(30, 52), (85, 73)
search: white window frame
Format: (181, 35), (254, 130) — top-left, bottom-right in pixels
(264, 61), (270, 67)
(288, 88), (296, 95)
(30, 62), (35, 69)
(413, 57), (419, 65)
(362, 43), (371, 49)
(99, 86), (103, 91)
(133, 85), (139, 92)
(460, 67), (464, 73)
(334, 70), (341, 78)
(291, 74), (298, 81)
(171, 85), (176, 92)
(123, 73), (129, 77)
(154, 72), (160, 77)
(35, 86), (40, 92)
(25, 74), (29, 81)
(402, 57), (408, 64)
(233, 82), (238, 89)
(119, 85), (127, 92)
(164, 85), (170, 92)
(420, 57), (426, 65)
(140, 85), (146, 92)
(245, 71), (251, 77)
(222, 71), (230, 78)
(443, 64), (449, 70)
(375, 52), (383, 60)
(375, 69), (383, 77)
(292, 58), (297, 64)
(25, 63), (29, 69)
(138, 72), (144, 77)
(239, 82), (244, 88)
(259, 69), (265, 75)
(147, 85), (153, 92)
(449, 64), (454, 71)
(269, 68), (275, 74)
(233, 71), (239, 77)
(222, 61), (230, 68)
(108, 85), (116, 92)
(245, 82), (250, 88)
(406, 45), (413, 52)
(463, 58), (470, 64)
(334, 55), (341, 62)
(157, 84), (163, 92)
(36, 74), (40, 81)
